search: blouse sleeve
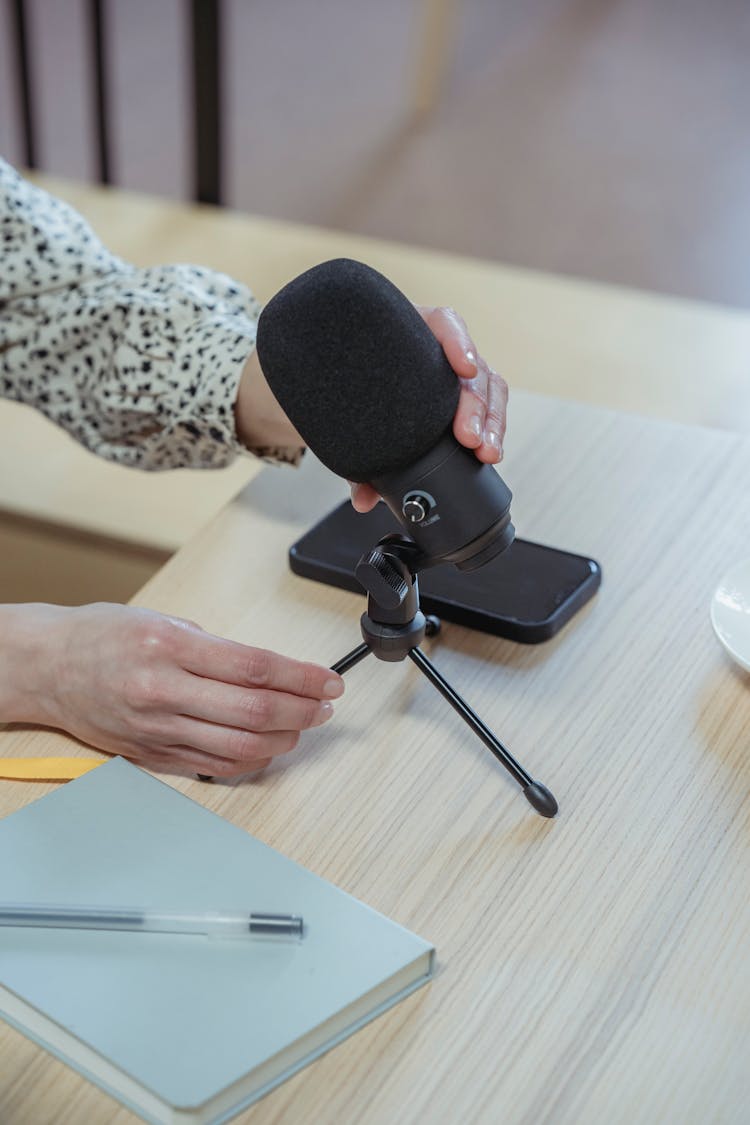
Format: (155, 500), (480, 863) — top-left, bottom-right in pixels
(0, 158), (301, 471)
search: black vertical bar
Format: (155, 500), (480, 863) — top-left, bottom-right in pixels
(10, 0), (37, 167)
(190, 0), (222, 204)
(87, 0), (111, 184)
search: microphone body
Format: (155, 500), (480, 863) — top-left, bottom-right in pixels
(371, 434), (514, 571)
(256, 258), (514, 570)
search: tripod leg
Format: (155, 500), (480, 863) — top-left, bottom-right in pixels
(331, 643), (371, 675)
(407, 647), (558, 817)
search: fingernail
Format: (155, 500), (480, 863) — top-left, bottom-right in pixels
(485, 429), (500, 450)
(317, 701), (334, 723)
(465, 349), (477, 368)
(323, 677), (344, 698)
(469, 415), (482, 438)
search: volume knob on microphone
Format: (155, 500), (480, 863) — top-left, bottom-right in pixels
(402, 493), (432, 523)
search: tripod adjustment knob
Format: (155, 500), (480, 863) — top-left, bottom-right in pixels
(355, 548), (411, 610)
(402, 493), (432, 523)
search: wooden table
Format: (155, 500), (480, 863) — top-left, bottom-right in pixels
(2, 389), (749, 1123)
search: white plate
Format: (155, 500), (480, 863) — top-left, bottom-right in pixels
(710, 558), (750, 673)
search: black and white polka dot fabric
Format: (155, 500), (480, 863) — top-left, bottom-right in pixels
(0, 159), (301, 470)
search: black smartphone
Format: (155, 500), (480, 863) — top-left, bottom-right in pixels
(289, 501), (601, 643)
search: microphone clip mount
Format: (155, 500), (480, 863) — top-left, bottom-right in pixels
(354, 534), (433, 660)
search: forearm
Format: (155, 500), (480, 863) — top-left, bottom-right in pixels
(0, 159), (286, 471)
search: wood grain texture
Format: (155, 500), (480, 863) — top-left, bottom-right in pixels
(2, 392), (749, 1123)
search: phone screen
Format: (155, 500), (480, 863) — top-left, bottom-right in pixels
(290, 501), (601, 643)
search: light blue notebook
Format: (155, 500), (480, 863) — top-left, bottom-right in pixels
(0, 759), (434, 1124)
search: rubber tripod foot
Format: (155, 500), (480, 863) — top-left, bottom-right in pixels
(524, 781), (558, 818)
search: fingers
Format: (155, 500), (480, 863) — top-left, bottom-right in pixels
(349, 481), (380, 512)
(177, 677), (334, 735)
(134, 747), (273, 779)
(176, 629), (345, 701)
(159, 633), (338, 775)
(347, 305), (506, 517)
(454, 364), (508, 463)
(417, 305), (478, 377)
(166, 719), (304, 770)
(42, 605), (341, 781)
(120, 709), (307, 775)
(416, 304), (507, 464)
(245, 758), (272, 773)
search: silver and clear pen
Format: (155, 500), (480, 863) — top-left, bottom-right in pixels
(0, 904), (304, 940)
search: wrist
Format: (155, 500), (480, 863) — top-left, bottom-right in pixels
(234, 348), (304, 453)
(0, 603), (68, 725)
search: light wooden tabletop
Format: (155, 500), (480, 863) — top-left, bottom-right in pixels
(2, 390), (749, 1124)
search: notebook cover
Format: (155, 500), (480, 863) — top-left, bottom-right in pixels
(0, 759), (434, 1122)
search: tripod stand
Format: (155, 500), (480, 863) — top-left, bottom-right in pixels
(330, 534), (558, 818)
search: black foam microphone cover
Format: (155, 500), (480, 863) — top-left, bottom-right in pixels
(256, 259), (514, 571)
(256, 258), (459, 482)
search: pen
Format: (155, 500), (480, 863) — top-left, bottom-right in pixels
(0, 904), (304, 940)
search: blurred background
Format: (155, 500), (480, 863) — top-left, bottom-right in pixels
(2, 0), (749, 307)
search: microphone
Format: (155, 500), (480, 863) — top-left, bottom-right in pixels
(256, 259), (514, 571)
(259, 259), (558, 818)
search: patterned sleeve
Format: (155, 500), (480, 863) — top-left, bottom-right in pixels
(0, 159), (302, 470)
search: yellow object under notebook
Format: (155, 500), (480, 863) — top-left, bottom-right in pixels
(0, 757), (106, 781)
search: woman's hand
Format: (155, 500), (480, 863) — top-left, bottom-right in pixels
(350, 306), (508, 512)
(0, 603), (343, 777)
(235, 302), (507, 514)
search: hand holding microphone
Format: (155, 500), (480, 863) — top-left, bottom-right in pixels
(235, 287), (508, 511)
(255, 259), (515, 571)
(349, 304), (508, 513)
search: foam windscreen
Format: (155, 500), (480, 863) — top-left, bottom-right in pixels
(256, 259), (460, 481)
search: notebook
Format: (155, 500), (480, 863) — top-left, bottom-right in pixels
(0, 758), (434, 1124)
